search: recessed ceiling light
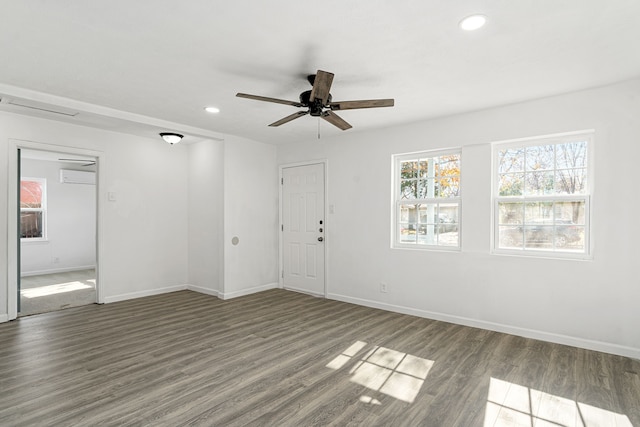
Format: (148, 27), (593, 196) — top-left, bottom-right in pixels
(204, 106), (220, 114)
(459, 14), (486, 31)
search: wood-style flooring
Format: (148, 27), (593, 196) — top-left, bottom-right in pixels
(0, 289), (638, 426)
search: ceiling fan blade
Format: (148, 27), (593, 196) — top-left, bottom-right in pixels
(236, 93), (304, 107)
(309, 70), (334, 105)
(269, 111), (309, 127)
(321, 111), (352, 130)
(329, 99), (395, 111)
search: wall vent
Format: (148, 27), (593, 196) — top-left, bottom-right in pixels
(60, 169), (96, 185)
(4, 98), (79, 117)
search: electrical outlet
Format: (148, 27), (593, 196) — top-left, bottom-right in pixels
(53, 257), (60, 264)
(380, 283), (387, 293)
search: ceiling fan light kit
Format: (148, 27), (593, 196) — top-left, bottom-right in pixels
(236, 70), (394, 131)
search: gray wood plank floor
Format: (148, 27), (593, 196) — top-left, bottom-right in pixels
(0, 289), (638, 426)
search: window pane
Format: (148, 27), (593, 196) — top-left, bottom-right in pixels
(555, 168), (587, 194)
(401, 161), (417, 179)
(556, 141), (587, 169)
(438, 177), (460, 197)
(417, 211), (438, 246)
(554, 201), (585, 225)
(525, 202), (553, 222)
(498, 202), (523, 225)
(399, 224), (416, 243)
(525, 145), (554, 171)
(555, 225), (585, 250)
(401, 180), (417, 199)
(20, 180), (43, 209)
(438, 204), (459, 246)
(417, 179), (432, 198)
(499, 173), (524, 196)
(418, 204), (432, 224)
(418, 159), (430, 179)
(498, 148), (524, 173)
(399, 204), (417, 222)
(417, 224), (432, 245)
(524, 225), (553, 249)
(21, 211), (43, 238)
(524, 171), (554, 195)
(499, 226), (523, 248)
(437, 154), (460, 177)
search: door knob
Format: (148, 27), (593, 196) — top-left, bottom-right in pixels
(318, 237), (324, 242)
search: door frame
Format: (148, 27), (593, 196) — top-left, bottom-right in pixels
(7, 138), (104, 320)
(278, 160), (328, 298)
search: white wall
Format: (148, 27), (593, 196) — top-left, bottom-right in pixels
(20, 158), (96, 275)
(277, 79), (640, 359)
(1, 112), (190, 316)
(223, 135), (279, 298)
(188, 139), (224, 295)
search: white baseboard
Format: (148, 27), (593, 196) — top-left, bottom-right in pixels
(187, 284), (221, 298)
(327, 292), (640, 361)
(21, 265), (96, 277)
(221, 282), (279, 300)
(282, 286), (324, 298)
(95, 281), (276, 304)
(0, 314), (9, 323)
(104, 285), (188, 304)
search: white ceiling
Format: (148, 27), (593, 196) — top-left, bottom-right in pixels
(1, 1), (640, 145)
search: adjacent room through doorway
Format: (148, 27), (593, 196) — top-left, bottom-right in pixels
(18, 149), (98, 316)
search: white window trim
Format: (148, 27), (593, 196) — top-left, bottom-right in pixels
(392, 148), (462, 251)
(20, 177), (48, 242)
(491, 131), (594, 260)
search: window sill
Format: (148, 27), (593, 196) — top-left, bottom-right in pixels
(21, 239), (49, 245)
(491, 248), (592, 261)
(393, 244), (460, 253)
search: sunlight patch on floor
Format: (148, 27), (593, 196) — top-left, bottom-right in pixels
(326, 341), (434, 404)
(484, 377), (633, 427)
(21, 281), (93, 298)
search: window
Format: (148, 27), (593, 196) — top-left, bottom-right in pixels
(20, 178), (47, 240)
(493, 132), (592, 257)
(393, 150), (461, 249)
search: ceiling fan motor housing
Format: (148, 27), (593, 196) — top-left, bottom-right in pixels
(300, 90), (332, 116)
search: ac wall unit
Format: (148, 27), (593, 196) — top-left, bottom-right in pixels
(60, 169), (96, 185)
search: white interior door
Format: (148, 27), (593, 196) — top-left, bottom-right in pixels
(282, 163), (325, 296)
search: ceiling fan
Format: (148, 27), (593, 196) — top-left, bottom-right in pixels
(236, 70), (394, 130)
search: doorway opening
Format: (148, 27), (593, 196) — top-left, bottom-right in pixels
(16, 147), (99, 317)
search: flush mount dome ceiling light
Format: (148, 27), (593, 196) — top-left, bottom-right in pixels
(459, 14), (487, 31)
(160, 132), (184, 145)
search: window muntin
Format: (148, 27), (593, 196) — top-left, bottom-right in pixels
(394, 151), (460, 249)
(20, 178), (47, 240)
(494, 134), (591, 256)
